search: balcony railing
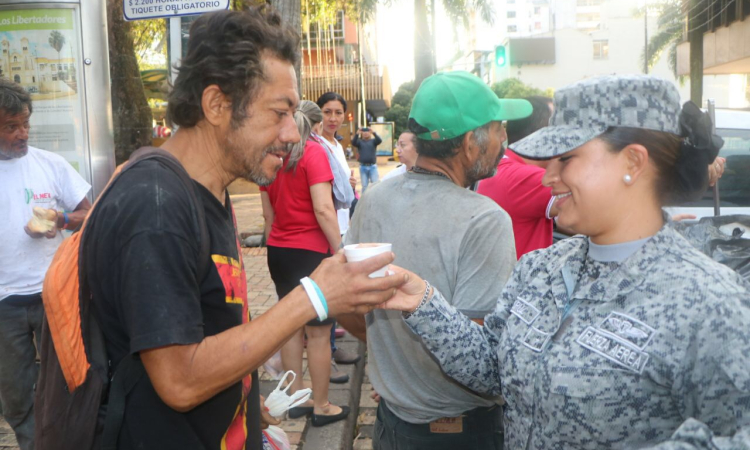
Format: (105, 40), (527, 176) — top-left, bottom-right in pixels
(301, 63), (384, 104)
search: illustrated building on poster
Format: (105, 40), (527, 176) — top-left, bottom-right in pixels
(0, 34), (77, 96)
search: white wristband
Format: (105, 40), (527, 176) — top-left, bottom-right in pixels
(300, 277), (327, 321)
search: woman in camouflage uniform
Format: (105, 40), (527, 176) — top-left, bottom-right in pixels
(386, 75), (750, 449)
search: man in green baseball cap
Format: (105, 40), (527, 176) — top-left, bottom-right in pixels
(337, 72), (531, 450)
(407, 71), (532, 187)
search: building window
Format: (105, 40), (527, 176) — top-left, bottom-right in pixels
(507, 11), (516, 18)
(593, 40), (609, 59)
(577, 0), (602, 5)
(534, 6), (541, 14)
(22, 46), (27, 51)
(507, 0), (515, 3)
(508, 25), (517, 32)
(303, 10), (345, 44)
(13, 56), (17, 62)
(535, 21), (542, 29)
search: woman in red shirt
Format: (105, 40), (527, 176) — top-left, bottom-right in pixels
(260, 101), (349, 426)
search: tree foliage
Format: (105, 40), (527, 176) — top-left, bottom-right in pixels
(130, 19), (167, 68)
(107, 0), (153, 164)
(384, 81), (416, 135)
(491, 78), (552, 99)
(639, 0), (683, 78)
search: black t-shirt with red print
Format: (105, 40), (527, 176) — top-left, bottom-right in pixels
(86, 160), (261, 450)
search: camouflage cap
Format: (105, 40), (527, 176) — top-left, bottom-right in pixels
(512, 75), (682, 160)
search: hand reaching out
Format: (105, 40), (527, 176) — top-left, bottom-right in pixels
(375, 265), (429, 314)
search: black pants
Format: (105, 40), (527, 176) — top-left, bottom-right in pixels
(373, 399), (503, 450)
(266, 245), (334, 326)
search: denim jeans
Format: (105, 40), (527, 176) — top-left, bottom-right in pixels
(359, 164), (379, 193)
(0, 295), (44, 450)
(373, 399), (503, 450)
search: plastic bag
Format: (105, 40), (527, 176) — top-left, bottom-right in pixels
(671, 214), (750, 282)
(262, 425), (291, 450)
(262, 351), (284, 380)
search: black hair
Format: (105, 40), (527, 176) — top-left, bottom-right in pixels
(166, 7), (299, 129)
(599, 122), (720, 206)
(0, 78), (32, 116)
(316, 92), (347, 112)
(506, 96), (552, 145)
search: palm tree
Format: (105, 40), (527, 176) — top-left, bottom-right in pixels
(414, 0), (494, 88)
(48, 30), (66, 81)
(642, 0), (709, 104)
(641, 1), (683, 77)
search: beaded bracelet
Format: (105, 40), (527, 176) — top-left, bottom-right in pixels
(403, 280), (432, 319)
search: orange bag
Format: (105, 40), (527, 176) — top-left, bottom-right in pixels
(35, 147), (210, 450)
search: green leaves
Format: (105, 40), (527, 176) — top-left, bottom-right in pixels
(385, 81), (417, 135)
(491, 78), (552, 99)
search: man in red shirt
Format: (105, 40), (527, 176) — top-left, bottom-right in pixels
(477, 96), (560, 259)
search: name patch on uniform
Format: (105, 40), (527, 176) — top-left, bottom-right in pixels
(598, 312), (655, 350)
(522, 326), (551, 353)
(510, 298), (540, 325)
(576, 327), (650, 373)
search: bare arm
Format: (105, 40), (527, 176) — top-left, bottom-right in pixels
(260, 191), (274, 243)
(336, 313), (367, 342)
(140, 251), (409, 412)
(62, 197), (91, 230)
(310, 182), (341, 252)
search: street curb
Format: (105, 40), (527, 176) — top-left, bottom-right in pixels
(343, 341), (367, 448)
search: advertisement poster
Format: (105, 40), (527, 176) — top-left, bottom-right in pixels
(0, 8), (88, 178)
(370, 122), (394, 157)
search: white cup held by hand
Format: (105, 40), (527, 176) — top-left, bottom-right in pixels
(343, 243), (393, 278)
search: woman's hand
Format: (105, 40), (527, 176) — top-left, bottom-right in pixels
(349, 170), (356, 190)
(310, 251), (408, 316)
(708, 156), (726, 187)
(376, 265), (429, 313)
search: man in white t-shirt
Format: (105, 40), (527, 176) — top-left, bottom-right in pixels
(0, 79), (91, 450)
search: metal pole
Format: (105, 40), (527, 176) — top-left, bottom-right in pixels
(357, 20), (367, 128)
(431, 0), (437, 74)
(707, 99), (720, 216)
(644, 1), (648, 74)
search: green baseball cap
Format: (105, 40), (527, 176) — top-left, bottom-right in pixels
(408, 71), (533, 141)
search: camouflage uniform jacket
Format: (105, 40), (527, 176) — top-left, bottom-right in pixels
(404, 225), (750, 449)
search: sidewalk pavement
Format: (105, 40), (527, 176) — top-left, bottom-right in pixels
(0, 159), (399, 450)
(244, 246), (367, 450)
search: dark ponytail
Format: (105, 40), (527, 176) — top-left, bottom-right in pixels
(673, 101), (723, 203)
(599, 101), (724, 206)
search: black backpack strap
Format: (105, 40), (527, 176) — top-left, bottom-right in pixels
(100, 353), (145, 450)
(87, 147), (211, 449)
(125, 147), (211, 281)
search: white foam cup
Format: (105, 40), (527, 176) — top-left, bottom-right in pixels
(343, 243), (393, 278)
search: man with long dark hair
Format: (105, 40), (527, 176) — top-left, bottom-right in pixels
(84, 8), (405, 449)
